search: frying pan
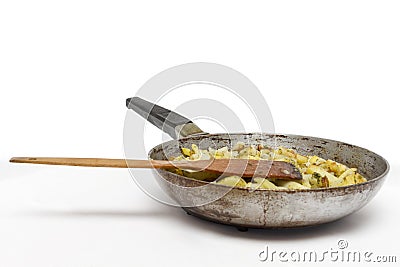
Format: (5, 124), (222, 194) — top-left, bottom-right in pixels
(126, 97), (389, 230)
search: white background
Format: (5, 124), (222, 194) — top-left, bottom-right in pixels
(1, 1), (400, 266)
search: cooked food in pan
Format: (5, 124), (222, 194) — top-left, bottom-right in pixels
(172, 142), (367, 189)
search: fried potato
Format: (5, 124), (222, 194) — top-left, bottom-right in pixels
(173, 143), (367, 190)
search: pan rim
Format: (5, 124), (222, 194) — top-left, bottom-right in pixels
(148, 132), (390, 193)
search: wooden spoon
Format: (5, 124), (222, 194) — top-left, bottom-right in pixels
(9, 157), (302, 180)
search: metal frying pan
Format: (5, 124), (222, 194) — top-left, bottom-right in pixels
(126, 97), (389, 230)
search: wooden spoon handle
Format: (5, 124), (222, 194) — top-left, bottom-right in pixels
(9, 157), (301, 180)
(9, 157), (176, 169)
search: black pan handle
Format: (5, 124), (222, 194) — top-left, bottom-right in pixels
(126, 97), (206, 139)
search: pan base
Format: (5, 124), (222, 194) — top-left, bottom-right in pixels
(182, 207), (345, 230)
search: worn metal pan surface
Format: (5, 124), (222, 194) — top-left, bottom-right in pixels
(127, 97), (389, 229)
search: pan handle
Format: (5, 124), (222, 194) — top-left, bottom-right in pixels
(126, 97), (206, 139)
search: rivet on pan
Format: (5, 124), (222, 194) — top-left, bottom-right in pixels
(281, 169), (290, 175)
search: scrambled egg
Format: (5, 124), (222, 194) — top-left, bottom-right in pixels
(172, 142), (367, 190)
